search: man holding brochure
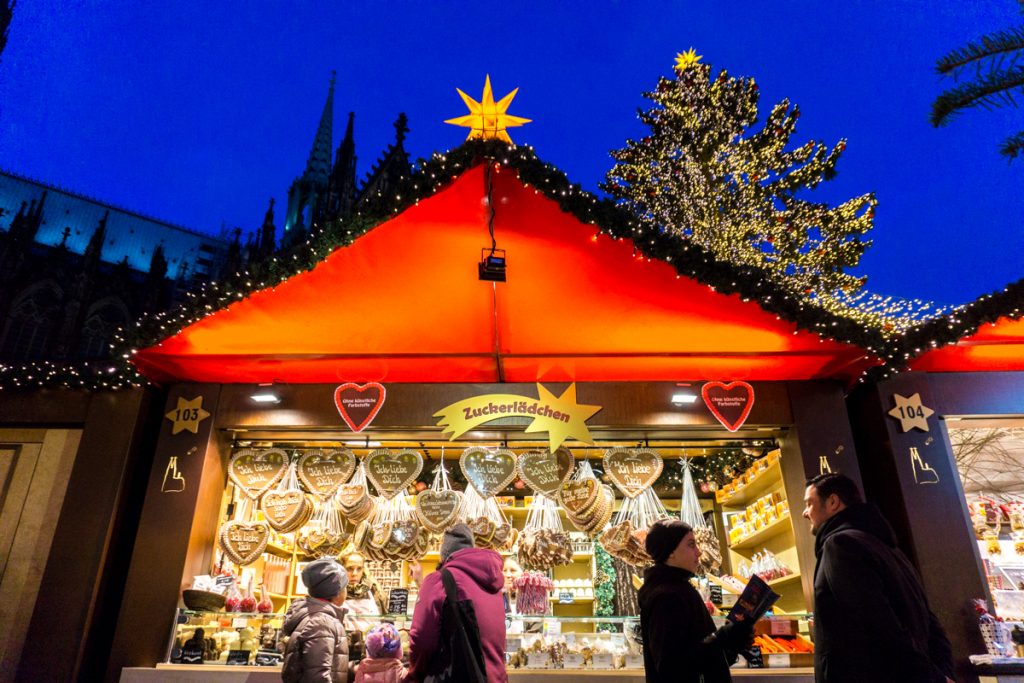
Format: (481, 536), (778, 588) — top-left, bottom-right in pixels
(639, 520), (755, 683)
(803, 473), (955, 683)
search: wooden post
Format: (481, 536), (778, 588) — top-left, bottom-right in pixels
(104, 384), (222, 683)
(847, 373), (988, 683)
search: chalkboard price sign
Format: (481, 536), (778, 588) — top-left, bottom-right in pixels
(387, 588), (409, 615)
(180, 647), (203, 664)
(709, 584), (723, 605)
(227, 649), (250, 665)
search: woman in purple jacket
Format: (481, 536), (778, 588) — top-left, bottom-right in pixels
(404, 524), (507, 683)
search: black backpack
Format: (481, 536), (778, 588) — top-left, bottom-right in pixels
(423, 567), (488, 683)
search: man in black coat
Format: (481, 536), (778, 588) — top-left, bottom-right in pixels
(803, 473), (955, 683)
(638, 520), (753, 683)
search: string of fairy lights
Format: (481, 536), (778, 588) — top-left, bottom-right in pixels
(0, 138), (1019, 390)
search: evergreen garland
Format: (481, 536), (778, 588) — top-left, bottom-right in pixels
(2, 139), (1019, 390)
(593, 540), (617, 632)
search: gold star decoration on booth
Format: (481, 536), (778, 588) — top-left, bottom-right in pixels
(444, 75), (531, 144)
(675, 48), (702, 72)
(887, 393), (935, 433)
(165, 395), (211, 435)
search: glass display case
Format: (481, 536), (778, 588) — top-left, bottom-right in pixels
(165, 609), (813, 671)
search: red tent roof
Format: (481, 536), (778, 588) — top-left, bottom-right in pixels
(908, 315), (1024, 372)
(132, 164), (878, 384)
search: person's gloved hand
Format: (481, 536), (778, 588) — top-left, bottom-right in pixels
(713, 619), (755, 654)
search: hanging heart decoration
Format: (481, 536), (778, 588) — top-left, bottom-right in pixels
(228, 449), (289, 500)
(334, 382), (386, 433)
(603, 447), (663, 499)
(517, 447), (575, 499)
(297, 449), (356, 499)
(364, 449), (423, 499)
(261, 489), (311, 533)
(559, 478), (600, 515)
(218, 520), (270, 566)
(460, 447), (518, 498)
(701, 381), (755, 432)
(415, 489), (464, 533)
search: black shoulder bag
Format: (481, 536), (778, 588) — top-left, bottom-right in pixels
(423, 567), (488, 683)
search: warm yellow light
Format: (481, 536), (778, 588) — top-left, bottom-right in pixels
(675, 48), (702, 71)
(444, 75), (531, 144)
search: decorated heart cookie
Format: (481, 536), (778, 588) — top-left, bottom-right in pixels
(603, 447), (663, 499)
(261, 488), (309, 533)
(219, 520), (270, 566)
(297, 449), (356, 499)
(517, 447), (574, 499)
(364, 449), (423, 499)
(415, 489), (464, 533)
(460, 447), (518, 498)
(228, 449), (289, 500)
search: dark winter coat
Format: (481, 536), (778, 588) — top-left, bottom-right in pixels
(638, 562), (733, 683)
(404, 547), (507, 683)
(812, 503), (954, 683)
(282, 597), (350, 683)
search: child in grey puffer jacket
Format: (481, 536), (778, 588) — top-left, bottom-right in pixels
(282, 558), (351, 683)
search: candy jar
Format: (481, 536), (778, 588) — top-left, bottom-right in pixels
(257, 581), (274, 613)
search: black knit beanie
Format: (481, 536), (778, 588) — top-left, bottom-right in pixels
(645, 520), (694, 564)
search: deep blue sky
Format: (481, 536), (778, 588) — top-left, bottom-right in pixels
(1, 1), (1021, 306)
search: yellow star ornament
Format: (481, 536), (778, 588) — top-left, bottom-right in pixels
(445, 75), (531, 144)
(165, 395), (211, 435)
(675, 48), (702, 72)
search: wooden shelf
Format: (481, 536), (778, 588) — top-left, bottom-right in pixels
(767, 572), (801, 588)
(264, 543), (295, 559)
(706, 571), (801, 596)
(719, 459), (783, 507)
(729, 513), (793, 550)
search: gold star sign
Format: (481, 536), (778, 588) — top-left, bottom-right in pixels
(444, 75), (531, 144)
(675, 48), (702, 72)
(887, 393), (935, 433)
(165, 395), (211, 435)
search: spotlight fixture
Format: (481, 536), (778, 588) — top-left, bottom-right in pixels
(251, 383), (281, 404)
(478, 248), (507, 282)
(671, 392), (699, 405)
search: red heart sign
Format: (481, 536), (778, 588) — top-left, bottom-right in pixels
(701, 381), (755, 432)
(334, 383), (386, 432)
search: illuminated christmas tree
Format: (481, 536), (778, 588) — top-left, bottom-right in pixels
(604, 50), (877, 295)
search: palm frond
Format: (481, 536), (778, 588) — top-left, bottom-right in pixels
(1000, 129), (1024, 160)
(936, 25), (1024, 75)
(931, 65), (1024, 126)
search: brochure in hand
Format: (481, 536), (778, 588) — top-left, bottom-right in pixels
(726, 574), (780, 625)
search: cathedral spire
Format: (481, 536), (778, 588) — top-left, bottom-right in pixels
(302, 71), (335, 186)
(259, 198), (276, 256)
(84, 211), (109, 268)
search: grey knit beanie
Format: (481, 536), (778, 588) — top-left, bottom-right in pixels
(302, 557), (349, 599)
(440, 523), (475, 562)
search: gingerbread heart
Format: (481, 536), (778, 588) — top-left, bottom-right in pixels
(219, 520), (270, 566)
(603, 447), (663, 499)
(261, 488), (308, 533)
(228, 449), (289, 500)
(415, 489), (464, 533)
(517, 447), (575, 499)
(364, 449), (423, 499)
(460, 447), (518, 498)
(559, 478), (600, 514)
(297, 449), (356, 499)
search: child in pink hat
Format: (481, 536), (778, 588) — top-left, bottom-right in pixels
(355, 623), (406, 683)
